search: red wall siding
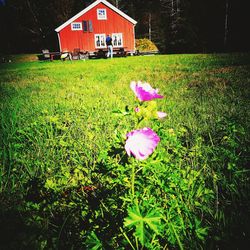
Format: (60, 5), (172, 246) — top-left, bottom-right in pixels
(58, 3), (135, 52)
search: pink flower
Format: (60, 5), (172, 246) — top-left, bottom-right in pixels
(135, 107), (140, 113)
(135, 107), (167, 119)
(125, 128), (160, 160)
(157, 111), (167, 119)
(130, 81), (164, 102)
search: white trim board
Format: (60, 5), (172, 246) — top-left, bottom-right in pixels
(55, 0), (137, 32)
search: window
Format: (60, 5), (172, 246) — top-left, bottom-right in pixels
(95, 34), (106, 48)
(112, 33), (123, 47)
(83, 20), (93, 32)
(97, 9), (107, 20)
(88, 20), (93, 32)
(71, 22), (82, 30)
(83, 21), (88, 32)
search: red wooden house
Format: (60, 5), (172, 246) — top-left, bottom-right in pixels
(55, 0), (137, 56)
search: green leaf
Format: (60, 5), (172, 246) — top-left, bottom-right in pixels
(85, 232), (103, 250)
(195, 219), (208, 241)
(124, 205), (162, 246)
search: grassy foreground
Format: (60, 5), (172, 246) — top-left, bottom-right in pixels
(0, 54), (250, 249)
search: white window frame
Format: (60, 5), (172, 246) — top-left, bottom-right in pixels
(112, 33), (123, 48)
(71, 22), (82, 31)
(95, 34), (106, 48)
(97, 9), (107, 20)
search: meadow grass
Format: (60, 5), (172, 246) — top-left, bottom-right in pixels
(0, 54), (250, 249)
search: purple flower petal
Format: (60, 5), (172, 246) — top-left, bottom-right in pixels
(130, 81), (164, 102)
(157, 111), (167, 119)
(125, 128), (160, 160)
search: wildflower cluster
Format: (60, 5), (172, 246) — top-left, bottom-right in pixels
(125, 81), (166, 160)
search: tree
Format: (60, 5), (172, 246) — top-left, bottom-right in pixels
(0, 0), (249, 54)
(224, 0), (229, 48)
(1, 0), (88, 52)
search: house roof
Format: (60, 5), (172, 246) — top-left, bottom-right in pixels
(55, 0), (137, 32)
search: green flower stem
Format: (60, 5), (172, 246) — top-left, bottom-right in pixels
(131, 163), (135, 199)
(120, 227), (136, 250)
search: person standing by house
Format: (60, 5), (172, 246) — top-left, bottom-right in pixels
(106, 34), (113, 58)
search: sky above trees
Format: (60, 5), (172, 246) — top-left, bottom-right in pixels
(0, 0), (249, 54)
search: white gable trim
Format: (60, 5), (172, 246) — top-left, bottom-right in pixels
(55, 0), (137, 32)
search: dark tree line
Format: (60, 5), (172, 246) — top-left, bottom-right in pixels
(0, 0), (249, 54)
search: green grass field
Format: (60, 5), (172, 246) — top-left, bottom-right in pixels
(0, 54), (250, 249)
